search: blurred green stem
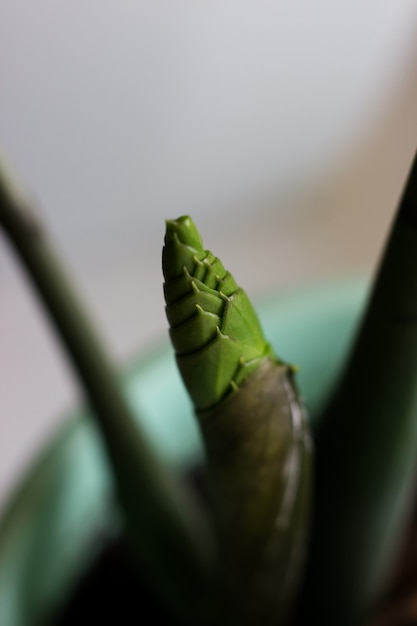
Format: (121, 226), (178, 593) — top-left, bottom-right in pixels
(303, 148), (417, 626)
(0, 158), (212, 622)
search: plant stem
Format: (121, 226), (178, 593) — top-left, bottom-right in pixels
(163, 216), (313, 626)
(302, 148), (417, 626)
(0, 158), (212, 622)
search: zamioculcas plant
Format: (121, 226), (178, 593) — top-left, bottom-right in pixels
(162, 216), (313, 626)
(1, 145), (417, 626)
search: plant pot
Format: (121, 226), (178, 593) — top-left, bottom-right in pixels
(0, 279), (369, 626)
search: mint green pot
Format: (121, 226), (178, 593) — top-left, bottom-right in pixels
(0, 280), (368, 626)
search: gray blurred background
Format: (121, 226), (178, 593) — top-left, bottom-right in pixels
(1, 1), (417, 513)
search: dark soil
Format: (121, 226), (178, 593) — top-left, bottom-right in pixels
(53, 533), (175, 625)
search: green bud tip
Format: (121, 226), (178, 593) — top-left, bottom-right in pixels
(165, 215), (204, 253)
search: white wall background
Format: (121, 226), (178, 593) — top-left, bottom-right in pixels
(1, 1), (417, 511)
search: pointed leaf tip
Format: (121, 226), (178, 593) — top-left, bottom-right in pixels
(165, 215), (204, 252)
